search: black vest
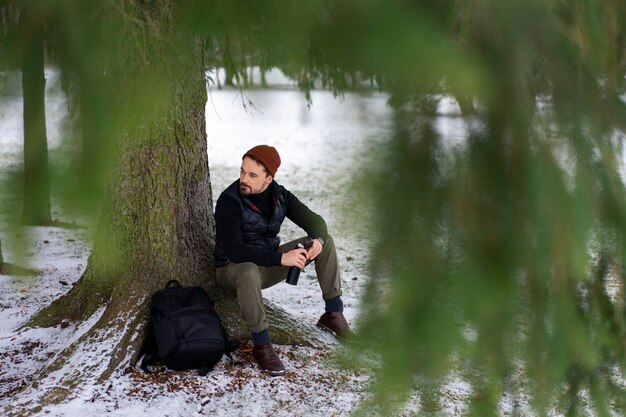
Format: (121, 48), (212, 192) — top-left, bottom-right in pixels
(214, 180), (287, 267)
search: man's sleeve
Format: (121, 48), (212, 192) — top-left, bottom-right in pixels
(283, 189), (329, 240)
(215, 196), (283, 267)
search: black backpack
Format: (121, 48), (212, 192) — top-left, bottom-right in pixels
(141, 280), (230, 375)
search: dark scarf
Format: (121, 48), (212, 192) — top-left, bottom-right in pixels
(246, 185), (274, 221)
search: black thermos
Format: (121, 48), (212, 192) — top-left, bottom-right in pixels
(286, 240), (313, 285)
(286, 243), (305, 285)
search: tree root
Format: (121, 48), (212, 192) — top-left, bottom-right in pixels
(5, 294), (147, 416)
(25, 275), (112, 328)
(213, 289), (336, 348)
(0, 262), (39, 276)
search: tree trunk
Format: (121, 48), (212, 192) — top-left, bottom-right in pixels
(20, 4), (52, 225)
(0, 238), (3, 266)
(11, 2), (211, 412)
(456, 94), (476, 115)
(30, 0), (213, 339)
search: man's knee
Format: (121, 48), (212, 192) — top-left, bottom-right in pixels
(321, 234), (336, 254)
(326, 234), (335, 246)
(234, 262), (263, 289)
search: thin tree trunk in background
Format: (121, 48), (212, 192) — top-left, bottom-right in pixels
(456, 94), (475, 115)
(0, 239), (3, 265)
(20, 5), (51, 225)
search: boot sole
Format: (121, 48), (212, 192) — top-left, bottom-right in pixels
(317, 321), (347, 341)
(263, 368), (286, 376)
(253, 356), (286, 376)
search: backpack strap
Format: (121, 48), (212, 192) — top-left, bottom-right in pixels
(140, 352), (158, 373)
(140, 318), (158, 373)
(164, 279), (182, 289)
(218, 316), (235, 361)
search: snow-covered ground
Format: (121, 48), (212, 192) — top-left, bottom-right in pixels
(0, 70), (400, 416)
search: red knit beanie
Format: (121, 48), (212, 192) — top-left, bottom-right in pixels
(243, 145), (281, 177)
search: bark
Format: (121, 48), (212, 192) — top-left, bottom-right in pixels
(0, 238), (3, 266)
(20, 4), (52, 225)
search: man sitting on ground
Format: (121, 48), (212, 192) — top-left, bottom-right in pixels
(214, 144), (352, 376)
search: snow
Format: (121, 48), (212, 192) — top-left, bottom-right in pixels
(0, 70), (396, 416)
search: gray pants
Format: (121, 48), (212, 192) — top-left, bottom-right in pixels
(215, 235), (342, 334)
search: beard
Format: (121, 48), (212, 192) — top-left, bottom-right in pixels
(239, 178), (270, 196)
(239, 183), (253, 195)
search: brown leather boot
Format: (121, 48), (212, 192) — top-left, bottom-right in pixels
(252, 343), (286, 376)
(317, 311), (353, 340)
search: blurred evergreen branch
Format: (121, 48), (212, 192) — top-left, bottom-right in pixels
(352, 0), (626, 415)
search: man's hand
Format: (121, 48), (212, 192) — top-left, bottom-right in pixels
(281, 247), (308, 269)
(306, 239), (323, 261)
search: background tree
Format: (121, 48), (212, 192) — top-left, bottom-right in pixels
(1, 1), (54, 225)
(19, 1), (51, 225)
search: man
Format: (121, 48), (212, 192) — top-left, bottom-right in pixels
(214, 144), (352, 376)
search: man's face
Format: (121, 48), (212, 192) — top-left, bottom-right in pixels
(239, 156), (272, 195)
